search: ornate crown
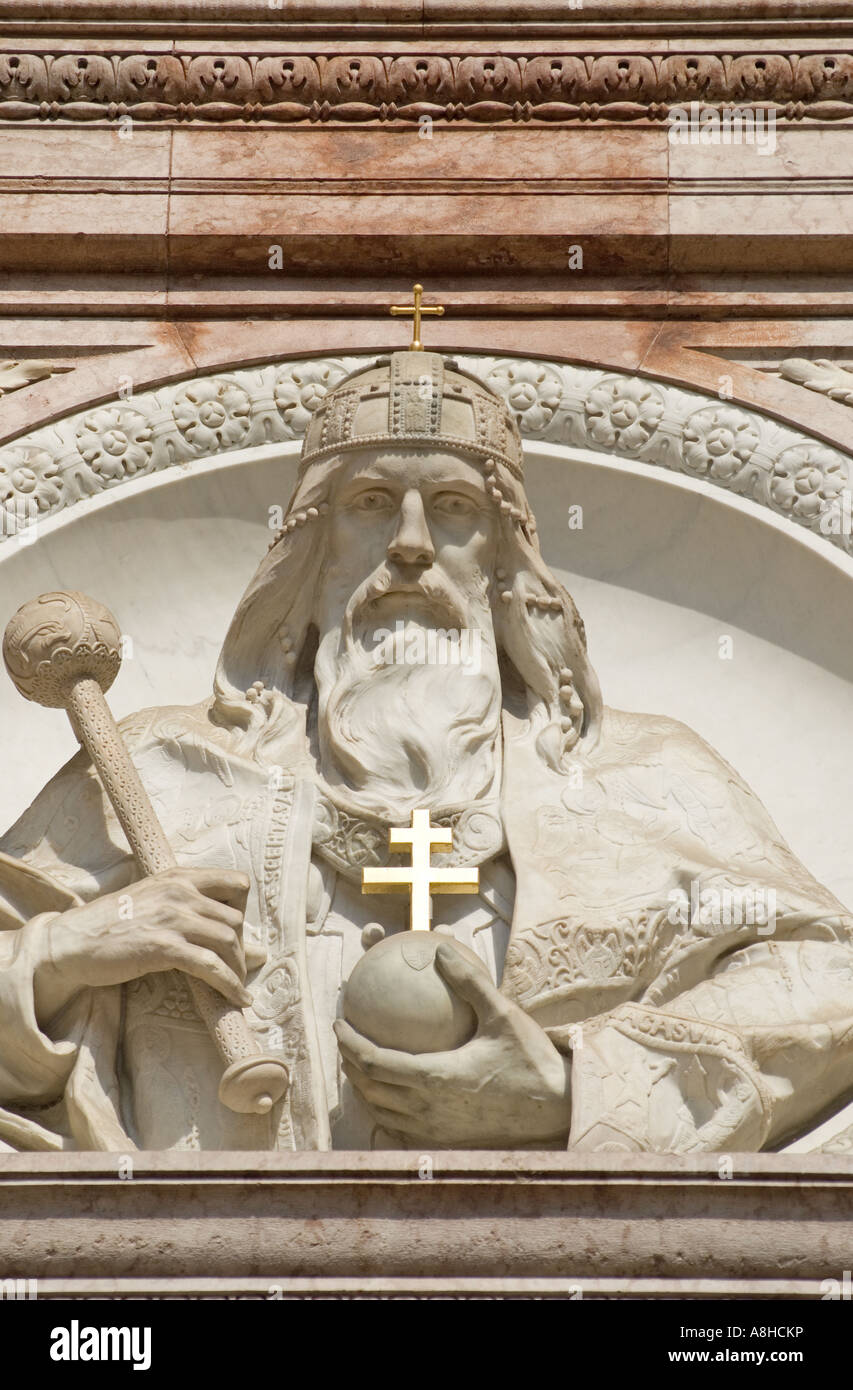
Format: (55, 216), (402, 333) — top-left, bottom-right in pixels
(299, 351), (524, 482)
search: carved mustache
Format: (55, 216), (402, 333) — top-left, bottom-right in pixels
(343, 565), (470, 644)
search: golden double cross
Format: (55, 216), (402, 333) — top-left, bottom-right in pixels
(362, 808), (478, 932)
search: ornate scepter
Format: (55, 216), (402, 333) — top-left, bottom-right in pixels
(2, 590), (290, 1118)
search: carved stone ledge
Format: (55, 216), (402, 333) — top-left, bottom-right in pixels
(0, 1151), (851, 1298)
(1, 0), (848, 18)
(1, 51), (853, 126)
(1, 353), (850, 560)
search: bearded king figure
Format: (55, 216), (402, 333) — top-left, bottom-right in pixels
(0, 350), (851, 1156)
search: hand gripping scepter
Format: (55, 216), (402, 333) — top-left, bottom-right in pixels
(2, 591), (290, 1117)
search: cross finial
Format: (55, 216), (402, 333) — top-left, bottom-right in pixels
(362, 808), (478, 932)
(389, 283), (445, 352)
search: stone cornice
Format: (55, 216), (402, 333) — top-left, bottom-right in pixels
(2, 49), (853, 125)
(1, 353), (850, 560)
(0, 1151), (851, 1298)
(2, 0), (852, 42)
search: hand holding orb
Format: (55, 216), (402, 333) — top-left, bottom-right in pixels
(343, 931), (490, 1053)
(343, 807), (488, 1053)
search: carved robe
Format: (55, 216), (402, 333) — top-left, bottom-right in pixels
(0, 696), (851, 1154)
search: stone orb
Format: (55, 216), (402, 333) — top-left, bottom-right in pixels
(3, 590), (122, 708)
(342, 931), (489, 1054)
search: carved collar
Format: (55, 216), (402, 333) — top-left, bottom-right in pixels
(312, 787), (505, 884)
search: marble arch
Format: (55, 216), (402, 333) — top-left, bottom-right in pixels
(1, 351), (852, 559)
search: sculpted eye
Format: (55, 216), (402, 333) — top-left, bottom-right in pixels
(353, 489), (394, 512)
(432, 491), (477, 517)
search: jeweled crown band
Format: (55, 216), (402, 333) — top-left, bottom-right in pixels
(298, 349), (525, 485)
(299, 433), (524, 483)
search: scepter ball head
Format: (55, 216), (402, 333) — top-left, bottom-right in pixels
(342, 932), (489, 1054)
(3, 591), (122, 708)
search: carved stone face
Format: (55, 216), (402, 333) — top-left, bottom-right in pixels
(310, 446), (504, 819)
(314, 447), (499, 638)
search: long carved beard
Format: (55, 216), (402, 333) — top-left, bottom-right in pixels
(314, 566), (502, 822)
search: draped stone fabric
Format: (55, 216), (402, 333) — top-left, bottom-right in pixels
(0, 691), (851, 1154)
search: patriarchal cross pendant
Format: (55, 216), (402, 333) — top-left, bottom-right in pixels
(362, 808), (479, 932)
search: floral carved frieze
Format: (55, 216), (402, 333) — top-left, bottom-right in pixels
(1, 52), (853, 124)
(1, 354), (851, 558)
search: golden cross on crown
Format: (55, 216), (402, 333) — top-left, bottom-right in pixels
(390, 283), (445, 352)
(362, 808), (479, 932)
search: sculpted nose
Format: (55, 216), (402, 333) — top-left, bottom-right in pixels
(387, 490), (435, 568)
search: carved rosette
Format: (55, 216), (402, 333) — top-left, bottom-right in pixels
(172, 380), (252, 453)
(682, 406), (761, 482)
(0, 445), (62, 518)
(584, 376), (665, 453)
(485, 360), (563, 435)
(0, 353), (850, 559)
(76, 406), (154, 482)
(769, 444), (848, 520)
(273, 362), (347, 433)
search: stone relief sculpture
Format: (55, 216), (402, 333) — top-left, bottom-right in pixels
(1, 347), (853, 1156)
(780, 356), (853, 409)
(0, 359), (70, 398)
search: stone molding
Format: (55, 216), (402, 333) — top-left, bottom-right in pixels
(2, 352), (851, 559)
(2, 51), (853, 125)
(0, 1151), (851, 1297)
(0, 0), (849, 36)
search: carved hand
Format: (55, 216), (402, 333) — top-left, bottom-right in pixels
(28, 867), (252, 1026)
(334, 942), (572, 1147)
